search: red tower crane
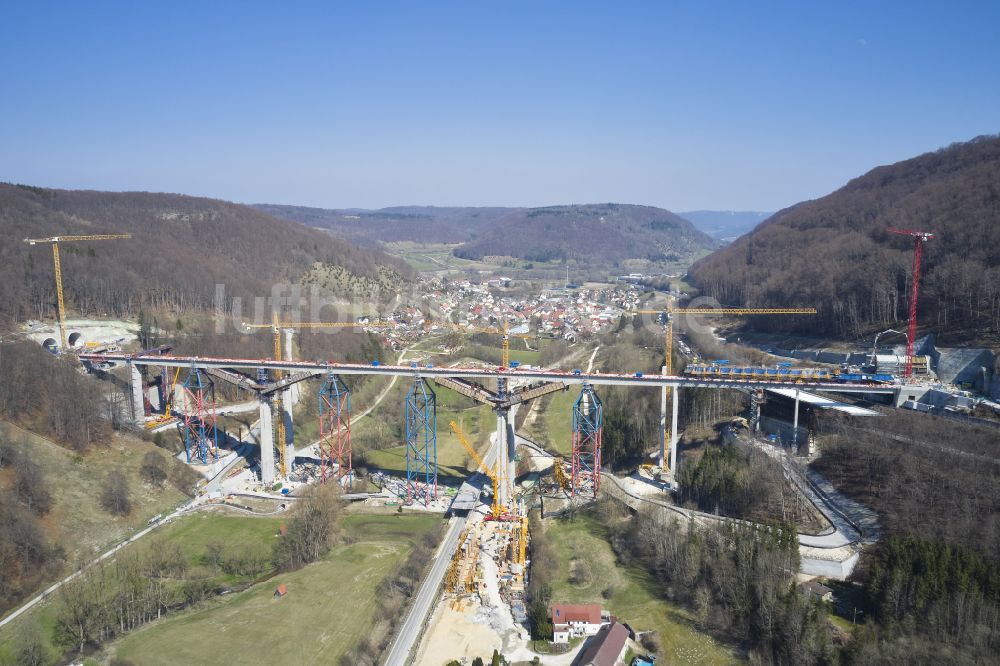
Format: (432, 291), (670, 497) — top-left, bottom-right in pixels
(887, 227), (935, 379)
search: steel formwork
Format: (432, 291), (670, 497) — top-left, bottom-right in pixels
(571, 383), (603, 498)
(318, 372), (352, 486)
(405, 377), (437, 506)
(177, 368), (219, 464)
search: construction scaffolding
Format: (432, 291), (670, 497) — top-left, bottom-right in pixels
(405, 377), (437, 506)
(318, 372), (352, 486)
(571, 383), (603, 498)
(177, 367), (219, 464)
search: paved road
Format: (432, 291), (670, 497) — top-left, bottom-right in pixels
(383, 514), (469, 666)
(384, 399), (505, 664)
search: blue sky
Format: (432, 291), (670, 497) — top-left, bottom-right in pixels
(1, 1), (997, 211)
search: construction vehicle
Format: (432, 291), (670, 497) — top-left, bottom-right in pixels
(553, 457), (570, 491)
(638, 463), (660, 480)
(23, 234), (132, 351)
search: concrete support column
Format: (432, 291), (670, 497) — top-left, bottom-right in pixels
(495, 410), (509, 509)
(259, 398), (275, 485)
(669, 384), (680, 490)
(659, 365), (667, 468)
(507, 404), (519, 504)
(282, 328), (296, 466)
(793, 390), (800, 447)
(282, 386), (294, 468)
(128, 362), (145, 426)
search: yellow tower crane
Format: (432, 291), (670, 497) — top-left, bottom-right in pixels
(449, 420), (505, 519)
(437, 320), (534, 368)
(23, 234), (132, 351)
(243, 315), (389, 477)
(633, 304), (817, 475)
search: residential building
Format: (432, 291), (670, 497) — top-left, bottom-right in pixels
(551, 603), (609, 643)
(574, 622), (630, 666)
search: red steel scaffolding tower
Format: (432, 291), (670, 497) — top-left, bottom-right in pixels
(318, 372), (352, 486)
(888, 227), (935, 378)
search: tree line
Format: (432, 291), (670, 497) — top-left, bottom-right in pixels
(19, 484), (345, 662)
(0, 342), (108, 452)
(597, 501), (818, 665)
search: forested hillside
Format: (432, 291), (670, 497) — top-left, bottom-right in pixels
(453, 203), (717, 264)
(253, 204), (513, 245)
(0, 184), (410, 327)
(260, 202), (718, 265)
(688, 135), (1000, 341)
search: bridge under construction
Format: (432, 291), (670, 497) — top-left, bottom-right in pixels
(80, 350), (900, 504)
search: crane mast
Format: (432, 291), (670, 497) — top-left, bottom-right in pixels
(634, 304), (817, 476)
(887, 227), (935, 378)
(23, 234), (132, 351)
(449, 420), (503, 518)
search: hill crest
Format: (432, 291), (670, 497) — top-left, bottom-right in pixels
(0, 184), (410, 326)
(687, 134), (1000, 341)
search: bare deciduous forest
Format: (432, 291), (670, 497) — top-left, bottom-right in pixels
(813, 412), (1000, 559)
(0, 183), (411, 326)
(0, 342), (108, 450)
(689, 135), (1000, 342)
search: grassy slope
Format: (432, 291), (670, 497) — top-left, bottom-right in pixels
(545, 514), (737, 665)
(522, 389), (577, 457)
(361, 383), (495, 479)
(114, 513), (439, 665)
(0, 512), (283, 664)
(0, 421), (188, 570)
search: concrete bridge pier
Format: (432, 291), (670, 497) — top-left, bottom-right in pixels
(282, 328), (296, 466)
(259, 398), (276, 485)
(669, 384), (679, 490)
(659, 365), (667, 468)
(493, 404), (520, 510)
(128, 361), (145, 427)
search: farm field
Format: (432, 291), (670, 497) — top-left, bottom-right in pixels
(522, 388), (577, 457)
(113, 513), (440, 665)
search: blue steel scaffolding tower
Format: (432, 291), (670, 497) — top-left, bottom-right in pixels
(571, 383), (603, 498)
(405, 377), (437, 506)
(177, 367), (219, 464)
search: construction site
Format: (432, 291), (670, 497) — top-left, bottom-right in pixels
(15, 227), (1000, 665)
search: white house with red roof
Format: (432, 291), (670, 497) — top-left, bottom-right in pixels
(550, 603), (611, 643)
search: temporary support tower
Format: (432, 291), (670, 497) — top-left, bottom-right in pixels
(178, 367), (219, 464)
(405, 377), (437, 506)
(571, 383), (603, 498)
(318, 372), (352, 486)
